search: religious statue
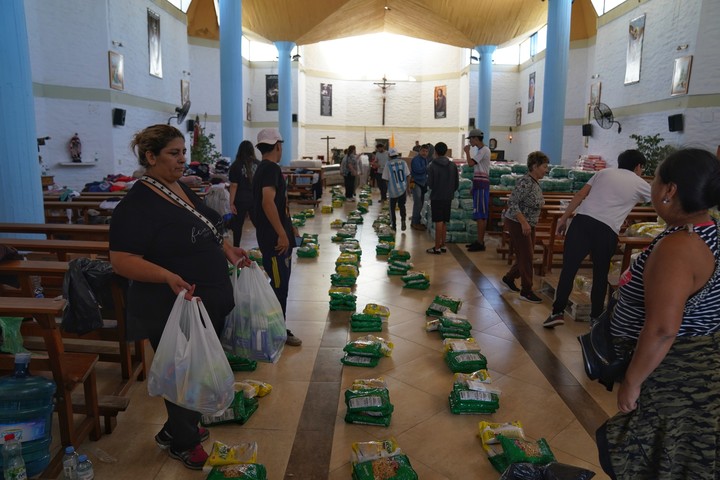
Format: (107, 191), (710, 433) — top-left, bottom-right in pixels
(69, 133), (82, 162)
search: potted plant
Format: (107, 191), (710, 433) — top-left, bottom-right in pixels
(629, 133), (676, 176)
(190, 116), (223, 164)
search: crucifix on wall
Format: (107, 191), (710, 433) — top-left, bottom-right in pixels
(320, 135), (335, 164)
(373, 75), (396, 126)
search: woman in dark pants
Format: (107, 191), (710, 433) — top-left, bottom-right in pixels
(109, 124), (249, 470)
(228, 140), (260, 246)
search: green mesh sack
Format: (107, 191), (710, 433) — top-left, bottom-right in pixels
(497, 435), (556, 465)
(352, 454), (418, 480)
(458, 178), (472, 191)
(206, 464), (267, 480)
(548, 166), (570, 178)
(447, 219), (466, 232)
(510, 164), (528, 174)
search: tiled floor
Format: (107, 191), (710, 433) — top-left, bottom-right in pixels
(65, 187), (615, 479)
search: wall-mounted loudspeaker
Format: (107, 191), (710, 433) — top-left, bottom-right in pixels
(582, 123), (593, 136)
(668, 113), (684, 132)
(186, 119), (195, 132)
(112, 108), (126, 126)
(292, 113), (298, 123)
(469, 117), (476, 128)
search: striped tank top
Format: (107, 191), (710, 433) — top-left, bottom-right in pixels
(611, 220), (720, 340)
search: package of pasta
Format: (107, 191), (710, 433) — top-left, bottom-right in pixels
(344, 410), (392, 427)
(478, 421), (525, 445)
(206, 463), (267, 480)
(336, 252), (360, 266)
(363, 303), (391, 320)
(443, 338), (481, 353)
(332, 199), (344, 208)
(497, 435), (556, 466)
(343, 335), (393, 358)
(484, 442), (510, 474)
(350, 438), (401, 464)
(351, 454), (419, 480)
(345, 387), (393, 414)
(301, 208), (315, 218)
(331, 273), (357, 287)
(351, 377), (387, 390)
(388, 249), (411, 261)
(432, 294), (463, 313)
(341, 353), (380, 368)
(331, 218), (344, 228)
(225, 352), (258, 372)
(454, 369), (492, 386)
(296, 245), (319, 258)
(322, 205), (334, 214)
(205, 441), (258, 467)
(445, 350), (488, 373)
(201, 391), (259, 426)
(335, 264), (359, 278)
(302, 232), (319, 244)
(235, 379), (272, 398)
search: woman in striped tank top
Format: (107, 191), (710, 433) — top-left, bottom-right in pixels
(598, 149), (720, 479)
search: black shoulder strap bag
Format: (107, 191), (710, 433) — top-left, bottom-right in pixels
(577, 291), (631, 391)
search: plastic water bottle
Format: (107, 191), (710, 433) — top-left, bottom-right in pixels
(2, 433), (28, 480)
(76, 454), (94, 480)
(62, 446), (79, 479)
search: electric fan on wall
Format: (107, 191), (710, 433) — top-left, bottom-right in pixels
(167, 101), (191, 125)
(593, 103), (622, 133)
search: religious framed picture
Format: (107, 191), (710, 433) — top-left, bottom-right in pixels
(488, 138), (498, 150)
(515, 106), (522, 127)
(108, 51), (124, 91)
(434, 85), (447, 119)
(528, 72), (536, 114)
(590, 82), (601, 106)
(624, 14), (645, 85)
(180, 79), (190, 105)
(320, 83), (332, 116)
(147, 9), (162, 78)
(670, 55), (693, 96)
(266, 74), (278, 111)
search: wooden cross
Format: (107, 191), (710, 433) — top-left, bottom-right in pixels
(373, 76), (396, 126)
(320, 136), (335, 164)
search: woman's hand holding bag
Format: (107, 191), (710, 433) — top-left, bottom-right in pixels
(148, 290), (235, 415)
(221, 262), (287, 363)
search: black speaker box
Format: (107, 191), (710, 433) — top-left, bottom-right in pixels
(112, 108), (126, 126)
(668, 114), (684, 132)
(292, 113), (298, 123)
(582, 123), (593, 136)
(186, 119), (195, 132)
(469, 117), (476, 128)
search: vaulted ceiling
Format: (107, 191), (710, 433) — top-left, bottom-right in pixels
(187, 0), (598, 49)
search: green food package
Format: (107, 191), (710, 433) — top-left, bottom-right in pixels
(201, 392), (259, 426)
(432, 294), (462, 313)
(403, 280), (430, 290)
(497, 435), (556, 465)
(225, 352), (258, 372)
(296, 246), (318, 258)
(345, 387), (393, 414)
(387, 266), (410, 276)
(206, 463), (267, 480)
(425, 303), (452, 317)
(351, 313), (383, 324)
(351, 323), (383, 332)
(448, 385), (499, 414)
(352, 454), (418, 480)
(439, 314), (472, 331)
(388, 249), (411, 261)
(400, 271), (426, 283)
(331, 273), (357, 287)
(445, 350), (488, 373)
(378, 233), (395, 242)
(344, 411), (392, 426)
(341, 354), (380, 367)
(343, 339), (384, 358)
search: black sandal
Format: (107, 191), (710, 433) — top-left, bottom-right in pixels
(426, 247), (441, 255)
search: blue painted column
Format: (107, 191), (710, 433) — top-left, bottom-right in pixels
(540, 0), (572, 164)
(474, 45), (496, 140)
(0, 0), (44, 228)
(275, 41), (295, 166)
(219, 0), (243, 157)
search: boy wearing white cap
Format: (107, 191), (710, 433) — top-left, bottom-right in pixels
(252, 128), (302, 346)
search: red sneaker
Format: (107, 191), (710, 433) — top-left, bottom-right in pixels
(169, 444), (208, 470)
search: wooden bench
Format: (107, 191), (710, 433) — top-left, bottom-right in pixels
(0, 260), (147, 396)
(43, 200), (116, 224)
(0, 238), (109, 261)
(0, 297), (101, 479)
(0, 223), (109, 241)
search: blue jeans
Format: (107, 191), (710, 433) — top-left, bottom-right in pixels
(411, 183), (427, 225)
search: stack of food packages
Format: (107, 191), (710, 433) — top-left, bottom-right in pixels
(568, 169), (595, 192)
(347, 210), (364, 224)
(449, 370), (500, 415)
(373, 212), (391, 231)
(224, 352), (257, 372)
(291, 212), (307, 227)
(425, 294), (463, 317)
(426, 312), (472, 339)
(424, 184), (477, 245)
(364, 303), (390, 321)
(356, 201), (370, 214)
(387, 249), (410, 262)
(377, 224), (395, 242)
(297, 232), (320, 258)
(332, 224), (357, 243)
(341, 334), (394, 368)
(478, 421), (556, 474)
(376, 241), (395, 256)
(331, 186), (345, 208)
(350, 439), (419, 480)
(203, 441), (267, 480)
(344, 378), (394, 426)
(201, 380), (272, 427)
(339, 240), (362, 262)
(329, 286), (357, 311)
(321, 204), (334, 214)
(443, 338), (487, 373)
(387, 259), (413, 276)
(350, 313), (383, 332)
(330, 218), (345, 229)
(401, 271), (430, 290)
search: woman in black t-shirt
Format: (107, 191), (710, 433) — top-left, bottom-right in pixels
(109, 124), (249, 470)
(228, 140), (260, 246)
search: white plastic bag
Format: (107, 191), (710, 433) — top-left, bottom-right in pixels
(148, 291), (235, 415)
(221, 262), (287, 363)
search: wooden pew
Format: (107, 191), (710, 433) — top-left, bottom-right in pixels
(0, 223), (109, 241)
(0, 238), (109, 261)
(43, 201), (116, 224)
(0, 297), (101, 479)
(0, 260), (147, 396)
